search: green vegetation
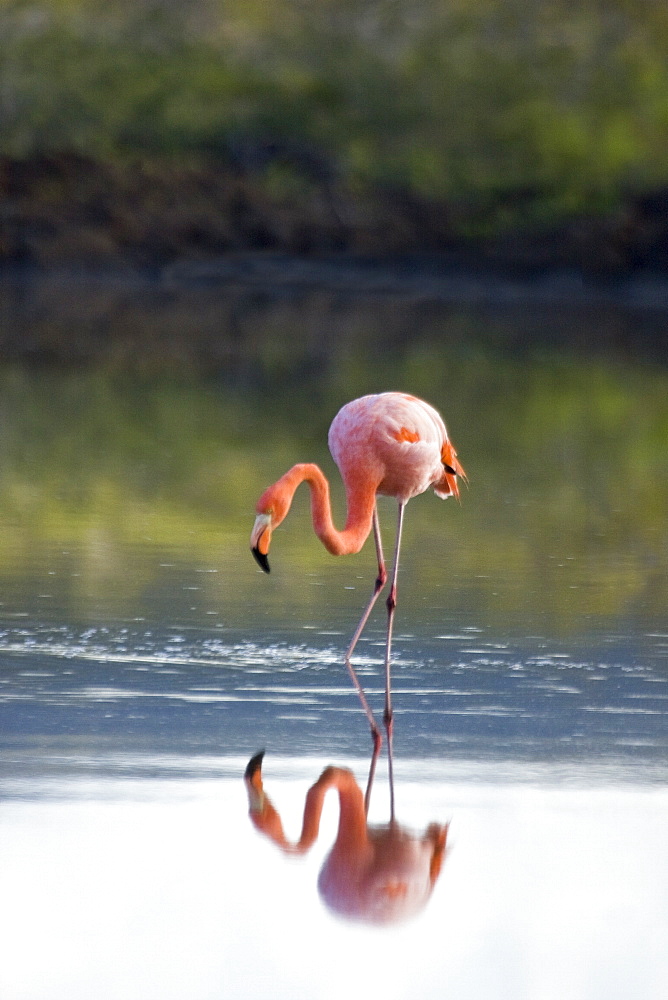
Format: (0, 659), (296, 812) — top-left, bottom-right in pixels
(2, 0), (668, 230)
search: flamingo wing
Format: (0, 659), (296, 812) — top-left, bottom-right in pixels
(329, 393), (464, 503)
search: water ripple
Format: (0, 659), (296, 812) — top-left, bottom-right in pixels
(1, 624), (666, 772)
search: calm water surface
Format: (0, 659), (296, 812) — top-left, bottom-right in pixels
(0, 279), (667, 998)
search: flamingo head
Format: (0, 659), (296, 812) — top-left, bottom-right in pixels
(251, 479), (294, 573)
(250, 512), (273, 573)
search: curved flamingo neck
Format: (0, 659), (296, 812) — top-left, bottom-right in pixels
(246, 764), (369, 855)
(301, 767), (370, 851)
(267, 463), (376, 556)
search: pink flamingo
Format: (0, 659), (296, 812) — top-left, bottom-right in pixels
(244, 751), (448, 926)
(250, 392), (465, 815)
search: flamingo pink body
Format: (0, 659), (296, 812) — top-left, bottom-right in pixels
(250, 392), (465, 813)
(329, 391), (462, 502)
(250, 392), (464, 566)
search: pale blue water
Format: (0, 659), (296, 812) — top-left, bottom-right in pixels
(1, 622), (667, 787)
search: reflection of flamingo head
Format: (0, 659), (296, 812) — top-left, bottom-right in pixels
(244, 753), (449, 926)
(319, 821), (448, 926)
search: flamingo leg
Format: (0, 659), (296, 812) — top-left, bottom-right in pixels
(341, 505), (387, 813)
(383, 500), (405, 822)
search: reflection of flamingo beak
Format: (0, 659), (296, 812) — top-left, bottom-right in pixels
(244, 750), (266, 810)
(250, 513), (272, 573)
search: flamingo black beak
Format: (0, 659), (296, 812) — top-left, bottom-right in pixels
(244, 749), (266, 782)
(252, 547), (270, 573)
(244, 750), (267, 813)
(250, 513), (272, 574)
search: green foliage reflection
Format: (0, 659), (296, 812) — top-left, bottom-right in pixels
(0, 351), (666, 636)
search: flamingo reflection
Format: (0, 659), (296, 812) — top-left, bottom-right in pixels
(244, 750), (448, 925)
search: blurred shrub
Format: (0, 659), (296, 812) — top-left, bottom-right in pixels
(1, 0), (668, 226)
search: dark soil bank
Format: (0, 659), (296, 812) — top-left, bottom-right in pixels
(1, 154), (667, 370)
(2, 153), (668, 278)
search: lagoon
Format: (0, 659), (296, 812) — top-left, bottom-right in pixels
(0, 274), (667, 998)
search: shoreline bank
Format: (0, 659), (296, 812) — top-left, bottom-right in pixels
(2, 154), (668, 282)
